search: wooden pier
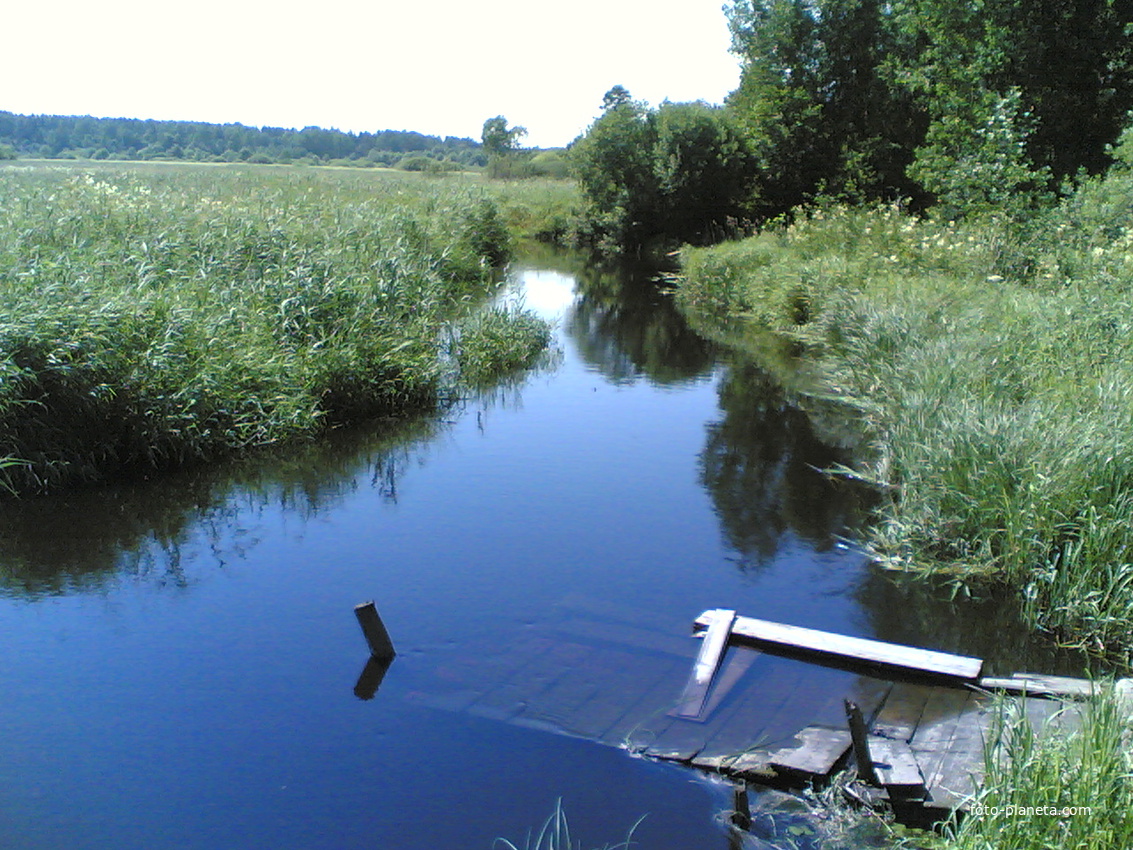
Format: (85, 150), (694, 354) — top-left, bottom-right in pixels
(405, 598), (1108, 819)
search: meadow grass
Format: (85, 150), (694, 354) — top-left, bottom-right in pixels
(0, 163), (555, 494)
(678, 195), (1133, 660)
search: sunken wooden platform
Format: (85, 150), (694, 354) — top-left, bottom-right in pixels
(404, 598), (1095, 818)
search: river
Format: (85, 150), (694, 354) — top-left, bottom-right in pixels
(0, 250), (1093, 849)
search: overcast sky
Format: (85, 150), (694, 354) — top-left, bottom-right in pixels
(5, 0), (742, 149)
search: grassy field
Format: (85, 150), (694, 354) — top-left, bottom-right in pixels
(0, 162), (566, 495)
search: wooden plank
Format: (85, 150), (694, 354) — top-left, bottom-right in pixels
(694, 648), (760, 719)
(552, 648), (675, 740)
(914, 691), (996, 809)
(908, 687), (972, 800)
(690, 656), (806, 761)
(552, 617), (697, 659)
(695, 611), (983, 681)
(868, 737), (924, 789)
(871, 682), (935, 742)
(601, 656), (692, 748)
(1024, 696), (1084, 740)
(768, 726), (852, 776)
(674, 609), (736, 718)
(466, 641), (593, 722)
(414, 634), (558, 712)
(977, 674), (1096, 699)
(1011, 673), (1096, 698)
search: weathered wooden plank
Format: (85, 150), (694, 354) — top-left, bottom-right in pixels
(769, 726), (852, 776)
(977, 675), (1095, 699)
(552, 617), (697, 659)
(550, 647), (675, 740)
(871, 682), (935, 742)
(1024, 695), (1085, 740)
(908, 688), (972, 799)
(418, 634), (558, 712)
(691, 656), (806, 761)
(467, 641), (594, 722)
(601, 656), (693, 748)
(694, 648), (760, 720)
(695, 611), (983, 681)
(868, 737), (924, 789)
(674, 609), (736, 719)
(915, 691), (996, 809)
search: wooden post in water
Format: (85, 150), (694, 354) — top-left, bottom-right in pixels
(844, 699), (878, 786)
(355, 601), (396, 660)
(730, 783), (751, 830)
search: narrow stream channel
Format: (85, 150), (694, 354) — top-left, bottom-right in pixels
(0, 251), (1094, 849)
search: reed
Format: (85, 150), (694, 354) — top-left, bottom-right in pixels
(933, 685), (1133, 850)
(0, 163), (551, 494)
(494, 800), (645, 850)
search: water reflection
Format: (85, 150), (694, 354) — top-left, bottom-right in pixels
(0, 416), (443, 599)
(856, 568), (1101, 677)
(699, 359), (869, 568)
(567, 259), (718, 386)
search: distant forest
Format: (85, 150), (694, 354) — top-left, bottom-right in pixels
(0, 111), (487, 170)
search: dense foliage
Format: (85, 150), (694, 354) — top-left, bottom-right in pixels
(570, 93), (759, 251)
(0, 164), (550, 495)
(570, 0), (1133, 249)
(726, 0), (1133, 219)
(0, 111), (486, 169)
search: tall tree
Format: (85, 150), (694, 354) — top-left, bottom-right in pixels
(480, 116), (527, 157)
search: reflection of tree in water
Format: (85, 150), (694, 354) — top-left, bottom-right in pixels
(854, 568), (1103, 677)
(699, 359), (869, 568)
(0, 416), (444, 599)
(567, 260), (718, 386)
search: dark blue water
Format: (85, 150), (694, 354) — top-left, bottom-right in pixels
(0, 254), (1087, 850)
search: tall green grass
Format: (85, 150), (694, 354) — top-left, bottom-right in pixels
(0, 164), (551, 494)
(678, 194), (1133, 659)
(931, 685), (1133, 850)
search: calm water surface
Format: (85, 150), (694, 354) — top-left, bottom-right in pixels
(0, 253), (1091, 850)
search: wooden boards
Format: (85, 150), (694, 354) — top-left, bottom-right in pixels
(978, 673), (1097, 699)
(694, 610), (983, 681)
(674, 609), (735, 718)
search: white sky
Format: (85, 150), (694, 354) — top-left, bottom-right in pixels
(4, 0), (741, 149)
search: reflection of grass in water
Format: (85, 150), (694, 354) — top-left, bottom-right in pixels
(494, 800), (645, 850)
(0, 413), (446, 598)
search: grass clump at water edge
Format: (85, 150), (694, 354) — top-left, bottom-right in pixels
(0, 164), (552, 495)
(896, 684), (1133, 850)
(454, 304), (554, 389)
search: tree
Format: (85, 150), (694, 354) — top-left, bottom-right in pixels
(481, 116), (527, 157)
(571, 91), (759, 250)
(725, 0), (925, 217)
(601, 86), (632, 111)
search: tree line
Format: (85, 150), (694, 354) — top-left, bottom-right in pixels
(0, 111), (487, 169)
(570, 0), (1133, 249)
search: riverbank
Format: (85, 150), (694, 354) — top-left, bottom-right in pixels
(677, 197), (1133, 663)
(677, 196), (1133, 850)
(0, 164), (555, 495)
